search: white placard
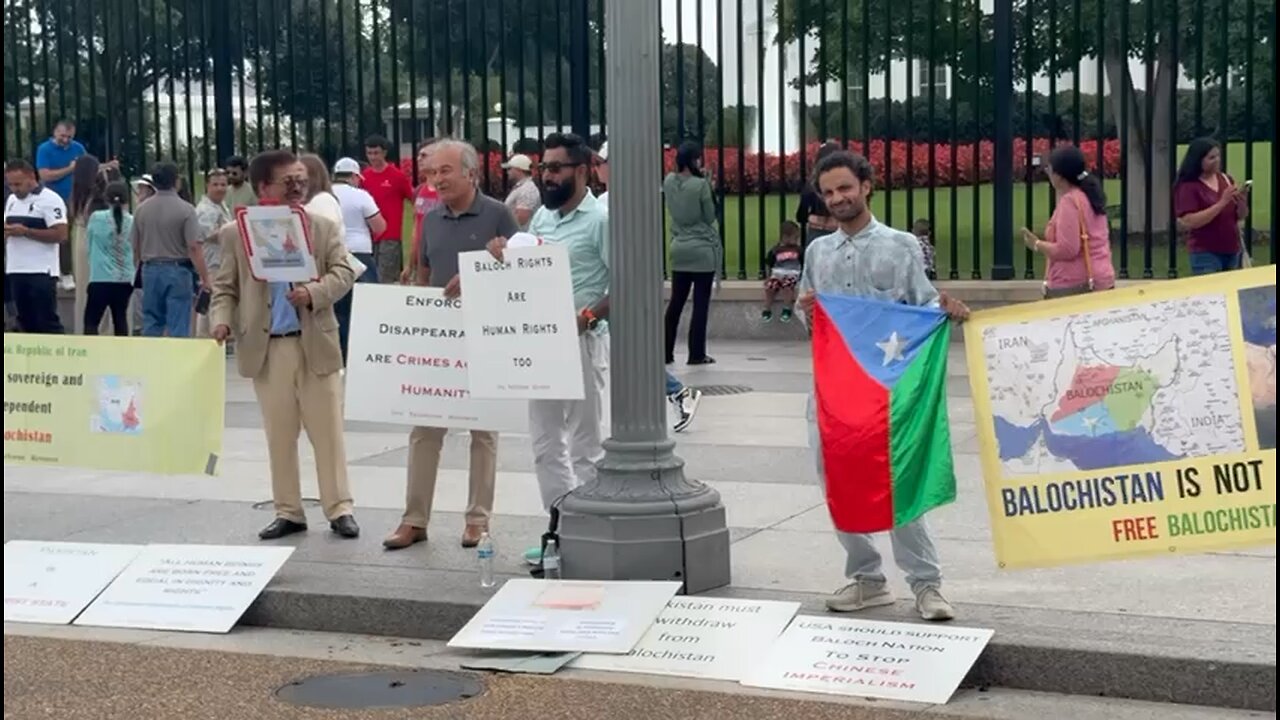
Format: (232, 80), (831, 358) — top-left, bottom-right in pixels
(742, 615), (994, 705)
(448, 579), (680, 654)
(457, 245), (585, 400)
(3, 541), (143, 625)
(74, 544), (294, 633)
(236, 205), (319, 282)
(571, 596), (801, 681)
(345, 284), (528, 432)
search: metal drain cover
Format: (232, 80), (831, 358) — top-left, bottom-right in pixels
(691, 384), (753, 396)
(275, 670), (483, 710)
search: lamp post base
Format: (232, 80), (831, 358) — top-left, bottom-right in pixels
(557, 437), (731, 594)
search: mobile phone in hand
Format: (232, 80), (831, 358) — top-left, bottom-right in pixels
(195, 288), (212, 314)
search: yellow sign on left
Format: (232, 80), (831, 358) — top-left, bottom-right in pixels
(3, 334), (224, 475)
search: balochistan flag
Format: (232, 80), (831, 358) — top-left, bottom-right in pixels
(811, 293), (956, 533)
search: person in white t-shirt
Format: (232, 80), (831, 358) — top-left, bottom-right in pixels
(4, 159), (68, 333)
(331, 156), (386, 362)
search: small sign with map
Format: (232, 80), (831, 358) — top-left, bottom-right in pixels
(966, 268), (1277, 568)
(235, 205), (317, 282)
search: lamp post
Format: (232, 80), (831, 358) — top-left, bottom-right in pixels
(557, 0), (731, 593)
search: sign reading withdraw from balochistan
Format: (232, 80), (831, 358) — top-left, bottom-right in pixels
(965, 267), (1276, 568)
(3, 335), (225, 475)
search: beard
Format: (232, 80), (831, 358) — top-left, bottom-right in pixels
(541, 180), (576, 210)
(828, 198), (866, 223)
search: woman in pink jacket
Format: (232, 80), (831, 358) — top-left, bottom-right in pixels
(1022, 145), (1117, 298)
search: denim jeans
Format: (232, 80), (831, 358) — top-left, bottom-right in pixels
(1189, 251), (1241, 276)
(335, 251), (378, 363)
(806, 394), (942, 593)
(665, 371), (683, 396)
(141, 261), (194, 337)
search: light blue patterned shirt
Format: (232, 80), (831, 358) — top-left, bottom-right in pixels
(799, 218), (939, 307)
(268, 282), (301, 335)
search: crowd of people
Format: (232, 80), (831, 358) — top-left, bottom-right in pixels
(2, 117), (1259, 623)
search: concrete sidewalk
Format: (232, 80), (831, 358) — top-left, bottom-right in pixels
(3, 340), (1275, 711)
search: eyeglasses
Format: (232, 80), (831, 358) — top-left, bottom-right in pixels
(539, 161), (582, 174)
(272, 175), (308, 188)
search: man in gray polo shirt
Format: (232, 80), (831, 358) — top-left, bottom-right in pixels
(383, 139), (520, 551)
(129, 161), (210, 337)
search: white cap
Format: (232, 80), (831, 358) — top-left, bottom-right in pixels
(501, 154), (534, 172)
(132, 174), (154, 190)
(597, 141), (608, 162)
(333, 157), (361, 175)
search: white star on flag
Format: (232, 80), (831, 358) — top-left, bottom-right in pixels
(876, 331), (906, 366)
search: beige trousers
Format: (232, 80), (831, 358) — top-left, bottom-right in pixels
(403, 426), (497, 529)
(252, 336), (354, 523)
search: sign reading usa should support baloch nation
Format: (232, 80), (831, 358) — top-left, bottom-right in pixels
(3, 335), (224, 475)
(966, 268), (1276, 568)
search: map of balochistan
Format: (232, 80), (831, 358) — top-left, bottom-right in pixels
(91, 376), (143, 435)
(982, 294), (1245, 476)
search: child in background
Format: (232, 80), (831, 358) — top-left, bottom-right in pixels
(762, 220), (804, 323)
(912, 218), (937, 280)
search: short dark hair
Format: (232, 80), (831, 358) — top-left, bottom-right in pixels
(912, 218), (932, 236)
(812, 150), (874, 188)
(364, 134), (390, 151)
(542, 132), (592, 166)
(249, 150), (297, 194)
(4, 158), (35, 175)
(779, 220), (801, 239)
(53, 118), (76, 131)
(150, 161), (180, 191)
(224, 155), (248, 170)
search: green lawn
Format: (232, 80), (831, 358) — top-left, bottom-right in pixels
(390, 141), (1271, 279)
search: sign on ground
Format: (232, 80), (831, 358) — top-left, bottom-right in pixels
(742, 615), (993, 705)
(74, 544), (293, 633)
(3, 541), (142, 625)
(344, 284), (527, 431)
(571, 596), (800, 681)
(448, 579), (680, 654)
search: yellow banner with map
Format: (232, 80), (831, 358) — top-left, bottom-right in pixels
(965, 267), (1276, 568)
(3, 334), (224, 475)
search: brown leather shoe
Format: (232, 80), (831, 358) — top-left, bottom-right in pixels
(382, 523), (427, 550)
(460, 524), (487, 548)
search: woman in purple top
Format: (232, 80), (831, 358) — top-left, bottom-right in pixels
(1022, 145), (1116, 298)
(1174, 137), (1250, 275)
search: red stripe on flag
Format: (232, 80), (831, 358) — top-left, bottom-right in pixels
(812, 302), (894, 533)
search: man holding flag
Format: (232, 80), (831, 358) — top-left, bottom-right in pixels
(798, 150), (969, 622)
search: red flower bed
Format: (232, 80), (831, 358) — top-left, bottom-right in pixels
(405, 137), (1123, 194)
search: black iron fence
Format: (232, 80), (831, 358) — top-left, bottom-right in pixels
(4, 0), (1275, 280)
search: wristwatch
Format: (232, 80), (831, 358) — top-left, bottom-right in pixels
(580, 308), (600, 330)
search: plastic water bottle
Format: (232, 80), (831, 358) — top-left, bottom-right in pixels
(542, 539), (562, 580)
(477, 533), (496, 588)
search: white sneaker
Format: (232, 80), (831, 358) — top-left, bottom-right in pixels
(914, 587), (955, 621)
(825, 579), (895, 613)
(670, 387), (702, 433)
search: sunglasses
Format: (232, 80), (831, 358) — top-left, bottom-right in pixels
(539, 161), (582, 174)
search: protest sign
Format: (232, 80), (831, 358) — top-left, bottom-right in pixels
(457, 245), (584, 400)
(4, 541), (142, 624)
(74, 545), (293, 633)
(235, 204), (317, 282)
(571, 596), (800, 681)
(3, 334), (224, 475)
(965, 268), (1277, 568)
(345, 284), (527, 432)
(742, 616), (993, 704)
(448, 579), (680, 653)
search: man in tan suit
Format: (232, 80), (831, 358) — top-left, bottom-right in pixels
(210, 149), (360, 540)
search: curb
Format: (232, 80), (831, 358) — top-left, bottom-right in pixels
(240, 587), (1276, 713)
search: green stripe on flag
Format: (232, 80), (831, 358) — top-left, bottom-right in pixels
(887, 322), (957, 527)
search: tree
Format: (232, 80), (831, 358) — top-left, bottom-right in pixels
(775, 0), (1275, 237)
(662, 43), (722, 145)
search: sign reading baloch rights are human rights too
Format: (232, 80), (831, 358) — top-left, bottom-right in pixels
(966, 268), (1277, 568)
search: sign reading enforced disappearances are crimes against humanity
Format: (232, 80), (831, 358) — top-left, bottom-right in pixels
(965, 268), (1276, 568)
(3, 334), (224, 475)
(458, 245), (584, 400)
(344, 284), (527, 432)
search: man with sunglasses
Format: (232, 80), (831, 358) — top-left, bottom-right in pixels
(209, 149), (360, 541)
(487, 132), (610, 565)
